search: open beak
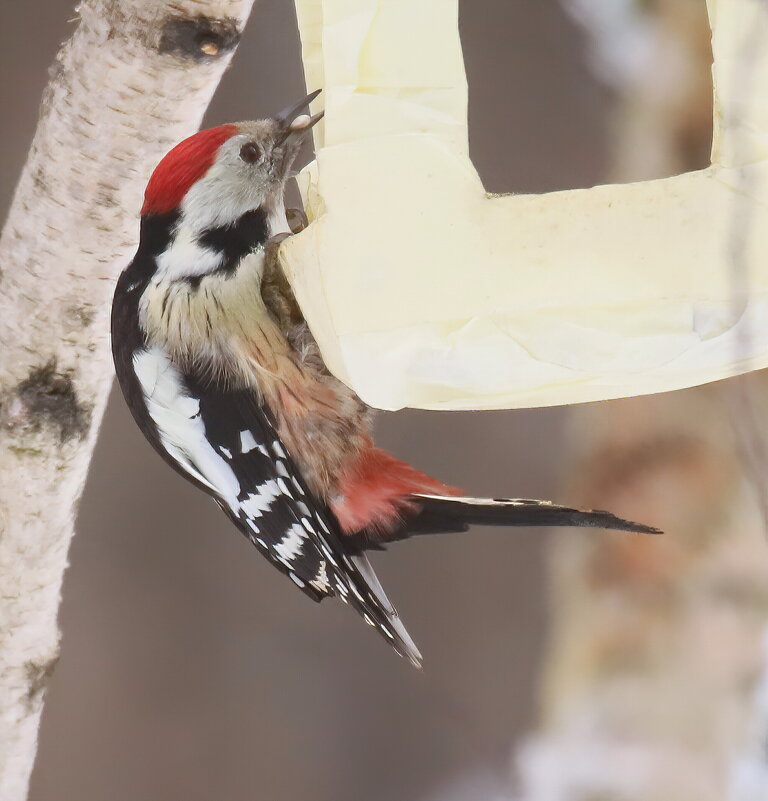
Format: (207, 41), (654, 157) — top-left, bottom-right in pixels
(275, 89), (324, 144)
(276, 89), (322, 125)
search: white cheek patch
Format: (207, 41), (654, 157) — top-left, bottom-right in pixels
(133, 347), (240, 505)
(182, 155), (267, 231)
(155, 225), (224, 281)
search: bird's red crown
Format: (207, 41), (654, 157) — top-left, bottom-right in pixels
(141, 124), (238, 216)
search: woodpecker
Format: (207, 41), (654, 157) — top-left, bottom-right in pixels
(111, 91), (660, 667)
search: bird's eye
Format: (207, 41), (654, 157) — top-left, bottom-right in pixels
(240, 142), (262, 164)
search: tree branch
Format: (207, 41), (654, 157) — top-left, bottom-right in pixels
(0, 1), (254, 797)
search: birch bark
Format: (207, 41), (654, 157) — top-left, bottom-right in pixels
(0, 2), (254, 797)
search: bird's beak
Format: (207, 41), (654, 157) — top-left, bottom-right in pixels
(275, 89), (324, 144)
(287, 110), (325, 135)
(276, 89), (322, 126)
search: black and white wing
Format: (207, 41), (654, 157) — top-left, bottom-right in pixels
(125, 345), (422, 666)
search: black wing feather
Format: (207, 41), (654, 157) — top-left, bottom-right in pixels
(186, 380), (421, 663)
(190, 382), (336, 597)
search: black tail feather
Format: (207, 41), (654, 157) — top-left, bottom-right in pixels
(345, 494), (661, 553)
(408, 494), (661, 535)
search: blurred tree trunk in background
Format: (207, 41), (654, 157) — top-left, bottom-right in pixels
(519, 3), (768, 799)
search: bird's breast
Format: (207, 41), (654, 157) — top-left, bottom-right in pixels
(138, 248), (371, 503)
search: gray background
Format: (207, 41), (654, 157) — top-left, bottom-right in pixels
(3, 2), (623, 799)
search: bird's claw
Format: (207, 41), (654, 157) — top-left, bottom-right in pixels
(264, 210), (308, 260)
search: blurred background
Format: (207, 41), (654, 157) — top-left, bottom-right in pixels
(7, 2), (765, 800)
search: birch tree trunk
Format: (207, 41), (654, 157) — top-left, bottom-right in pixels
(0, 1), (254, 797)
(518, 3), (768, 799)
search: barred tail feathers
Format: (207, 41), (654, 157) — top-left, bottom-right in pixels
(338, 552), (422, 667)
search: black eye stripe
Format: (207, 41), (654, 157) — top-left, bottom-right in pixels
(240, 142), (262, 164)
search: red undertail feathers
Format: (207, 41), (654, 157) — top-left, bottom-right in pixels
(332, 445), (462, 535)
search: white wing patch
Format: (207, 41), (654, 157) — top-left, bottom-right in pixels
(273, 523), (306, 562)
(132, 347), (240, 505)
(310, 560), (331, 594)
(240, 429), (258, 453)
(276, 477), (293, 497)
(240, 479), (281, 518)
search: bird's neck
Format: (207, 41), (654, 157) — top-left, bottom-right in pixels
(126, 195), (304, 381)
(131, 187), (289, 277)
(150, 206), (269, 284)
(134, 201), (291, 382)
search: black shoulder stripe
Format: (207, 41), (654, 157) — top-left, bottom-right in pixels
(197, 208), (269, 277)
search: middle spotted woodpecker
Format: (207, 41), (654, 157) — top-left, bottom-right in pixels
(111, 91), (660, 667)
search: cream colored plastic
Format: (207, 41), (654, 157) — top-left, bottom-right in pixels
(282, 0), (768, 411)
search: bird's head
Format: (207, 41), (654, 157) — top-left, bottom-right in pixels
(140, 90), (323, 234)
